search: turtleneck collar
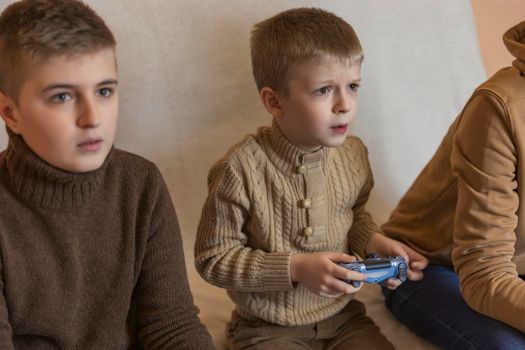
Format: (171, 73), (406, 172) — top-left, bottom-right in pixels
(257, 120), (327, 176)
(3, 128), (112, 209)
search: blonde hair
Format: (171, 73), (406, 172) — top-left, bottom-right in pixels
(251, 7), (363, 95)
(0, 0), (116, 100)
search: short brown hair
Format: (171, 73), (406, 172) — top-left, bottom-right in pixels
(251, 7), (363, 94)
(0, 0), (116, 100)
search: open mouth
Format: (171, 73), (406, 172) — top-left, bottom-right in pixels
(77, 138), (103, 151)
(330, 124), (348, 134)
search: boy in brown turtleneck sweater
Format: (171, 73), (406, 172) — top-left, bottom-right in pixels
(195, 7), (428, 349)
(0, 1), (214, 349)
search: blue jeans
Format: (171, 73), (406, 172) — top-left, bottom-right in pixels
(383, 264), (525, 349)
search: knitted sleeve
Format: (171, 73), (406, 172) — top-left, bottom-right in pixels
(451, 91), (525, 332)
(134, 168), (215, 350)
(194, 156), (293, 292)
(0, 265), (14, 350)
(347, 139), (379, 258)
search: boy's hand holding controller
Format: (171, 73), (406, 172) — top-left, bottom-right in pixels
(290, 252), (367, 297)
(339, 255), (407, 288)
(365, 232), (429, 289)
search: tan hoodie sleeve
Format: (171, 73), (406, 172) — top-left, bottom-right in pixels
(194, 157), (293, 292)
(451, 91), (525, 332)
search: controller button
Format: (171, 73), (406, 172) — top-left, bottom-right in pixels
(303, 227), (314, 237)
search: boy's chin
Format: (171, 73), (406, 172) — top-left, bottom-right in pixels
(55, 155), (109, 173)
(321, 138), (347, 148)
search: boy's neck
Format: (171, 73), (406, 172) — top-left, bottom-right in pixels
(255, 121), (327, 178)
(272, 119), (323, 153)
(4, 129), (112, 209)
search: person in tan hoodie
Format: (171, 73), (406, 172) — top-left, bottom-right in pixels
(382, 21), (525, 349)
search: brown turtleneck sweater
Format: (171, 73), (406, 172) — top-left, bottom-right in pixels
(195, 122), (376, 326)
(0, 131), (215, 349)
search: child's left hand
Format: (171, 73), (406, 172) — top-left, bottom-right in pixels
(365, 232), (429, 290)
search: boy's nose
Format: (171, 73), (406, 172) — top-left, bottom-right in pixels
(334, 91), (351, 114)
(77, 98), (101, 128)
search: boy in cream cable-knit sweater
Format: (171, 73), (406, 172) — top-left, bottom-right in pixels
(195, 7), (428, 349)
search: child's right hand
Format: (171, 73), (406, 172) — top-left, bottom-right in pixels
(290, 252), (367, 297)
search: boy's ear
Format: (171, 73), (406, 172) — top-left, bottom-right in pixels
(0, 91), (21, 134)
(259, 87), (285, 118)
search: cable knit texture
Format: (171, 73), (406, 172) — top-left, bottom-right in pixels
(0, 130), (215, 350)
(195, 122), (377, 326)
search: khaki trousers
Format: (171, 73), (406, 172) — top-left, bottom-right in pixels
(226, 299), (395, 350)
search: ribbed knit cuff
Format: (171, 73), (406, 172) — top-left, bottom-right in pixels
(261, 252), (293, 290)
(172, 333), (215, 350)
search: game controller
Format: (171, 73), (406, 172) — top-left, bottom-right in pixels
(339, 254), (408, 288)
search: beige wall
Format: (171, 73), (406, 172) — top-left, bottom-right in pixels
(471, 0), (525, 76)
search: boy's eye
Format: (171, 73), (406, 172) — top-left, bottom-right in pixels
(97, 87), (113, 97)
(313, 86), (332, 96)
(50, 92), (72, 103)
(348, 83), (360, 92)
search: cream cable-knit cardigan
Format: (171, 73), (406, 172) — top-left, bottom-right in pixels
(195, 122), (378, 326)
